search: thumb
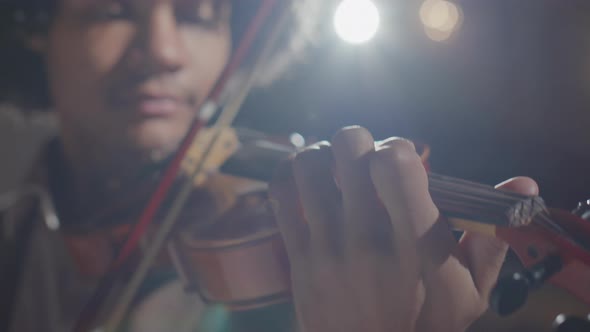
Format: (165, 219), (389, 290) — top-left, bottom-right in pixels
(458, 176), (539, 300)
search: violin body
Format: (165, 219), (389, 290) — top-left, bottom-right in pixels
(163, 132), (590, 316)
(61, 129), (298, 311)
(173, 188), (292, 310)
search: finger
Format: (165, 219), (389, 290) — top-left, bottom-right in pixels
(416, 177), (539, 331)
(292, 142), (344, 254)
(459, 177), (539, 299)
(269, 158), (310, 257)
(494, 176), (539, 196)
(331, 126), (393, 251)
(369, 139), (439, 262)
(376, 138), (456, 270)
(371, 138), (474, 330)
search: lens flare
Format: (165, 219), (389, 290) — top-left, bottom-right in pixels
(334, 0), (381, 44)
(420, 0), (463, 41)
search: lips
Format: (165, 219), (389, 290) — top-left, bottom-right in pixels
(134, 96), (185, 116)
(111, 90), (191, 117)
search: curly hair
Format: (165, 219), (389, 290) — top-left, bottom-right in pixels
(0, 0), (320, 109)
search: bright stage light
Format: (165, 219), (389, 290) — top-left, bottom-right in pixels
(334, 0), (380, 44)
(420, 0), (462, 41)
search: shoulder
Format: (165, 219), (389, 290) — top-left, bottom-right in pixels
(0, 105), (56, 194)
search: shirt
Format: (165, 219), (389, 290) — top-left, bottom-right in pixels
(1, 137), (296, 332)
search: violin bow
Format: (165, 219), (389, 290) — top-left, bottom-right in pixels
(98, 2), (294, 331)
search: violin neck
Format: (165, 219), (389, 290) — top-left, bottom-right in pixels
(427, 173), (547, 228)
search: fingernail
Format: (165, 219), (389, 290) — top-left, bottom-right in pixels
(295, 142), (333, 168)
(304, 140), (330, 150)
(375, 141), (417, 160)
(371, 141), (421, 171)
(331, 126), (374, 162)
(375, 137), (416, 152)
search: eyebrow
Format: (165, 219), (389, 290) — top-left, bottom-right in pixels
(64, 0), (229, 15)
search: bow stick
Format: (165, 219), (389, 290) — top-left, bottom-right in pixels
(71, 1), (282, 330)
(101, 2), (294, 331)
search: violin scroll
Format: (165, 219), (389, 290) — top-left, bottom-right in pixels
(490, 254), (563, 316)
(573, 200), (590, 221)
(492, 208), (590, 316)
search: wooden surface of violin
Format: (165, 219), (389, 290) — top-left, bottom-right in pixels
(172, 128), (298, 310)
(173, 188), (291, 310)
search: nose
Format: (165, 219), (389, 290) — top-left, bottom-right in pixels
(138, 5), (187, 73)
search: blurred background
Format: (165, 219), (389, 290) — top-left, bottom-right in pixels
(234, 0), (590, 209)
(1, 1), (590, 330)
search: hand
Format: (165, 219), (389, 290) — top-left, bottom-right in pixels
(269, 126), (538, 332)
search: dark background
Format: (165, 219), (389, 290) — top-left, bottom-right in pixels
(233, 0), (590, 209)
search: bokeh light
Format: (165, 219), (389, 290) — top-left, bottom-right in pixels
(419, 0), (463, 41)
(289, 133), (306, 148)
(334, 0), (381, 44)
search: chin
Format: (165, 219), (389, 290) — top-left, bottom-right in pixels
(129, 119), (189, 161)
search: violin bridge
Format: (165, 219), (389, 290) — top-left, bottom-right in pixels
(181, 127), (240, 186)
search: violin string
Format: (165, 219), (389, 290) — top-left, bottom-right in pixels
(430, 187), (526, 223)
(430, 196), (510, 216)
(534, 212), (590, 253)
(102, 3), (292, 331)
(429, 182), (514, 199)
(430, 174), (590, 254)
(428, 173), (520, 195)
(431, 199), (510, 221)
(429, 174), (530, 202)
(430, 174), (590, 256)
(426, 174), (538, 227)
(429, 187), (516, 209)
(430, 195), (510, 211)
(535, 212), (569, 236)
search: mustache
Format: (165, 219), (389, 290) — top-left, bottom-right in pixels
(105, 74), (200, 108)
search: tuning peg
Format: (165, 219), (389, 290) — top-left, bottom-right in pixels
(490, 254), (563, 316)
(553, 314), (590, 332)
(573, 200), (590, 221)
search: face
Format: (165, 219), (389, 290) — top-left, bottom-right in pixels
(46, 0), (232, 162)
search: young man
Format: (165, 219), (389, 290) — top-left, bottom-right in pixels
(0, 0), (541, 331)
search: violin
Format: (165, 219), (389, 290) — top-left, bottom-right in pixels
(63, 127), (590, 320)
(63, 0), (590, 330)
(171, 138), (590, 317)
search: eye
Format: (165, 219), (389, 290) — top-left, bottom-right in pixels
(90, 1), (132, 21)
(176, 1), (225, 29)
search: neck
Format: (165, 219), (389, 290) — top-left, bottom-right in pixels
(52, 134), (169, 225)
(65, 141), (147, 192)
